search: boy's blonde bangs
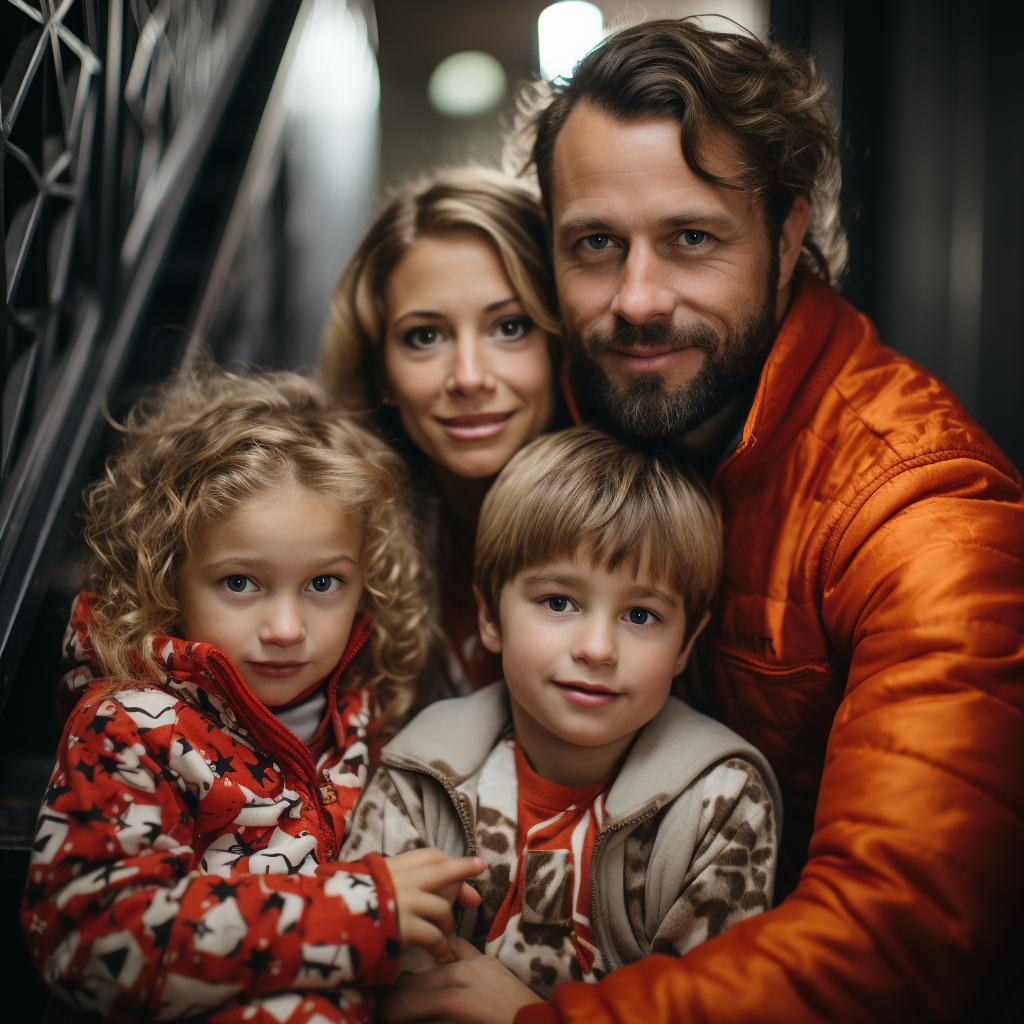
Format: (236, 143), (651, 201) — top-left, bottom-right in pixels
(83, 365), (429, 733)
(475, 428), (723, 632)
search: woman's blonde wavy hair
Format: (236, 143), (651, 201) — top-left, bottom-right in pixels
(321, 167), (560, 437)
(82, 365), (430, 733)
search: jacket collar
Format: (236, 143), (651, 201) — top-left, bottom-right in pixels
(380, 681), (779, 827)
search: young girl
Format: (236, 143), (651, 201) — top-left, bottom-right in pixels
(321, 168), (568, 696)
(21, 367), (483, 1024)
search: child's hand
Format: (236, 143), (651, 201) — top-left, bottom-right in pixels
(381, 936), (542, 1024)
(385, 849), (485, 963)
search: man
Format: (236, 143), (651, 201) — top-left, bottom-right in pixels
(382, 19), (1024, 1024)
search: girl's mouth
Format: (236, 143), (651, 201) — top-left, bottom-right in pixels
(553, 680), (621, 708)
(248, 661), (307, 678)
(435, 411), (514, 440)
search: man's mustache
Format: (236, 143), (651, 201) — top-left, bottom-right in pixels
(580, 318), (721, 356)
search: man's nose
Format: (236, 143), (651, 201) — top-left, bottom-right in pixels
(609, 245), (676, 325)
(446, 334), (497, 395)
(258, 597), (305, 647)
(571, 615), (617, 668)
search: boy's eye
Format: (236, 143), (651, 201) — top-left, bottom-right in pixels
(581, 233), (614, 251)
(542, 595), (572, 613)
(627, 607), (656, 625)
(222, 575), (254, 594)
(308, 575), (341, 594)
(679, 230), (709, 247)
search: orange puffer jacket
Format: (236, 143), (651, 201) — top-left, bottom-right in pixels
(523, 271), (1024, 1024)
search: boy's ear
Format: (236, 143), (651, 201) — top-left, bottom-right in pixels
(673, 610), (711, 677)
(474, 585), (503, 654)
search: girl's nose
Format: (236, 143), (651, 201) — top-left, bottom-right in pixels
(258, 598), (305, 647)
(446, 335), (497, 395)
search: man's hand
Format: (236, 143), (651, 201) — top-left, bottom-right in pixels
(381, 936), (543, 1024)
(384, 849), (485, 963)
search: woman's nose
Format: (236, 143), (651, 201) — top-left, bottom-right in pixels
(258, 598), (305, 647)
(446, 335), (496, 395)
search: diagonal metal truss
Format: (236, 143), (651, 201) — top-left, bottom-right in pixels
(0, 0), (275, 711)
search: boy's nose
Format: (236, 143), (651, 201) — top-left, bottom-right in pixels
(258, 599), (305, 647)
(571, 616), (617, 668)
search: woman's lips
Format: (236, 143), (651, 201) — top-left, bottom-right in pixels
(435, 411), (515, 440)
(553, 680), (621, 708)
(248, 661), (307, 679)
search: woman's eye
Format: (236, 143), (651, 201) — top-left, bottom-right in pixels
(222, 575), (254, 594)
(308, 575), (341, 595)
(679, 230), (708, 247)
(627, 607), (656, 626)
(582, 234), (614, 251)
(403, 325), (444, 350)
(493, 315), (533, 342)
(542, 595), (572, 613)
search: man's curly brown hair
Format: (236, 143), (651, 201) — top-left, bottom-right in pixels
(504, 17), (847, 284)
(82, 365), (430, 733)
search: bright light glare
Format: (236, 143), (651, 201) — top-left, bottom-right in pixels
(428, 51), (507, 118)
(538, 1), (604, 81)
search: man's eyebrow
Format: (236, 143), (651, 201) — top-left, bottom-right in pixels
(556, 211), (736, 238)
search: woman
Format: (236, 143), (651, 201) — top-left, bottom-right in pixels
(322, 168), (565, 693)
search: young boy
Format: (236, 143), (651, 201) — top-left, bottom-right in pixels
(342, 427), (781, 1007)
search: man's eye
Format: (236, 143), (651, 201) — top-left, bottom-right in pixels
(582, 234), (614, 251)
(679, 230), (708, 247)
(542, 595), (572, 613)
(627, 607), (656, 625)
(222, 575), (254, 594)
(494, 315), (533, 341)
(403, 326), (444, 349)
(308, 575), (341, 594)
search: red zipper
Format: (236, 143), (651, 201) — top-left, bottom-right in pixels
(205, 615), (373, 856)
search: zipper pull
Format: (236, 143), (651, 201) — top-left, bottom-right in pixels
(319, 768), (337, 805)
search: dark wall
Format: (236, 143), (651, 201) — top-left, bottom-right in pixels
(772, 0), (1023, 470)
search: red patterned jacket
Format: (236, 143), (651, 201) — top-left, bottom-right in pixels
(20, 592), (402, 1023)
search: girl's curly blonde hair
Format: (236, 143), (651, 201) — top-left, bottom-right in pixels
(82, 365), (430, 733)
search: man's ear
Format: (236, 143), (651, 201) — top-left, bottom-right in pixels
(673, 610), (711, 677)
(474, 585), (503, 654)
(776, 195), (812, 300)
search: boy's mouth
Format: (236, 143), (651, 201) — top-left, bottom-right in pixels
(553, 680), (621, 708)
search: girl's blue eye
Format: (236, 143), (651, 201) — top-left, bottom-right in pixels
(680, 230), (708, 247)
(309, 575), (339, 594)
(627, 607), (655, 625)
(583, 234), (613, 250)
(224, 575), (251, 594)
(543, 596), (570, 613)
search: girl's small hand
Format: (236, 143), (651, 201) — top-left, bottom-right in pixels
(381, 937), (542, 1024)
(385, 849), (485, 963)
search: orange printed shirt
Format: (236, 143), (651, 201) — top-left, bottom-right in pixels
(485, 743), (615, 981)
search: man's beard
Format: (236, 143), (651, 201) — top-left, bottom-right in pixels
(569, 278), (779, 442)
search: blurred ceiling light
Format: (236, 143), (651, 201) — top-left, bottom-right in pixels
(428, 51), (507, 118)
(538, 1), (604, 81)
